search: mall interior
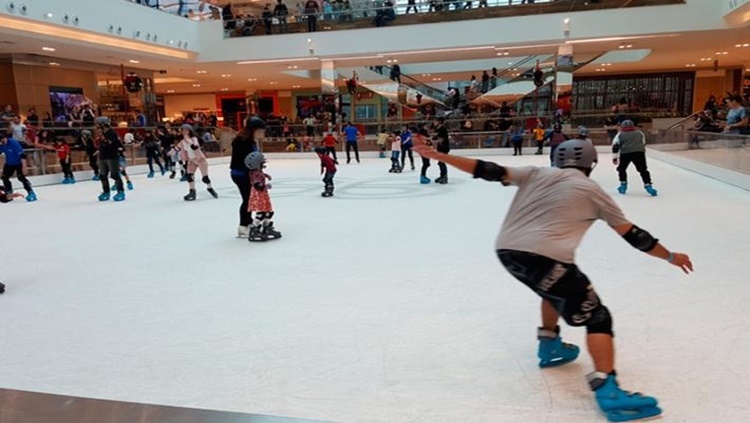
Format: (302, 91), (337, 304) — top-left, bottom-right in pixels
(0, 0), (749, 422)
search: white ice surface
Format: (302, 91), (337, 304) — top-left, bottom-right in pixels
(0, 153), (749, 423)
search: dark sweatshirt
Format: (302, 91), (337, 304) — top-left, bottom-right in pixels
(99, 129), (121, 160)
(230, 135), (258, 176)
(434, 125), (450, 154)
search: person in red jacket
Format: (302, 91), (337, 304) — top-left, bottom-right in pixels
(40, 137), (75, 184)
(315, 147), (337, 197)
(321, 132), (339, 164)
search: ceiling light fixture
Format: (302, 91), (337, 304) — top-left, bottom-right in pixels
(221, 88), (229, 91)
(129, 59), (140, 64)
(196, 70), (207, 74)
(292, 85), (301, 88)
(167, 90), (175, 93)
(221, 74), (231, 77)
(42, 46), (55, 52)
(248, 78), (258, 81)
(49, 62), (60, 66)
(192, 84), (201, 87)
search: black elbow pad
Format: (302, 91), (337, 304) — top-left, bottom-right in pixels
(190, 144), (199, 150)
(473, 160), (507, 183)
(19, 152), (27, 159)
(612, 144), (620, 154)
(622, 225), (659, 252)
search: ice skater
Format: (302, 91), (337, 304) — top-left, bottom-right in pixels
(418, 125), (433, 184)
(510, 125), (524, 156)
(244, 151), (281, 241)
(321, 131), (339, 164)
(545, 123), (569, 166)
(53, 138), (74, 184)
(231, 117), (264, 238)
(81, 129), (99, 180)
(156, 126), (176, 178)
(532, 122), (546, 155)
(114, 146), (134, 191)
(315, 147), (337, 197)
(96, 119), (126, 202)
(0, 187), (25, 202)
(413, 136), (693, 423)
(388, 131), (402, 173)
(432, 117), (450, 184)
(612, 120), (657, 196)
(400, 125), (415, 170)
(0, 133), (36, 202)
(142, 130), (165, 178)
(343, 122), (361, 164)
(179, 124), (218, 201)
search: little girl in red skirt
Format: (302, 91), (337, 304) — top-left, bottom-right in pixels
(245, 152), (282, 242)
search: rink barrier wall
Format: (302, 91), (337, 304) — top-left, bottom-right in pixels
(648, 149), (750, 192)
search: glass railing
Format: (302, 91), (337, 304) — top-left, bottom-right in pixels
(124, 0), (221, 19)
(645, 129), (750, 175)
(223, 0), (568, 37)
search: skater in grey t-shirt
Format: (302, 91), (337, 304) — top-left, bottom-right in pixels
(414, 136), (693, 422)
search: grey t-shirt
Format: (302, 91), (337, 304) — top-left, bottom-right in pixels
(496, 166), (629, 264)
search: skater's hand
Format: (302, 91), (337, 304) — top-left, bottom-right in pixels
(669, 252), (693, 274)
(612, 158), (619, 165)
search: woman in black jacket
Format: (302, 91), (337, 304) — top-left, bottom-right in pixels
(231, 117), (265, 238)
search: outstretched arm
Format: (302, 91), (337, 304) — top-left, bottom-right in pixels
(612, 223), (693, 274)
(414, 138), (511, 183)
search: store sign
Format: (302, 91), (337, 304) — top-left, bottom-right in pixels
(355, 91), (374, 101)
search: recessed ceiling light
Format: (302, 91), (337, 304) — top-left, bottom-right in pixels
(248, 78), (258, 82)
(42, 47), (55, 52)
(192, 84), (201, 87)
(167, 90), (175, 93)
(287, 65), (299, 69)
(270, 82), (278, 85)
(196, 70), (207, 74)
(292, 85), (301, 88)
(221, 74), (231, 77)
(129, 59), (140, 64)
(221, 88), (229, 91)
(685, 64), (696, 67)
(45, 12), (53, 18)
(715, 51), (728, 55)
(49, 62), (60, 66)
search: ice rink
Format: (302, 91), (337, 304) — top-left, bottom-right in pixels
(0, 152), (748, 423)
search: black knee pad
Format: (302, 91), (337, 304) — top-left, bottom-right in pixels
(186, 173), (195, 183)
(202, 175), (211, 184)
(586, 306), (613, 336)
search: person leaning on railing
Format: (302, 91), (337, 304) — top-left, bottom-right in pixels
(722, 95), (749, 135)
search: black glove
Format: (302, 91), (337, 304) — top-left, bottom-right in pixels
(190, 144), (199, 150)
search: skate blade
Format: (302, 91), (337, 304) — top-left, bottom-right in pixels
(606, 406), (662, 422)
(538, 356), (578, 368)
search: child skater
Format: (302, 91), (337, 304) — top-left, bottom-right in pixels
(39, 137), (75, 184)
(413, 135), (693, 423)
(244, 151), (281, 241)
(0, 133), (37, 201)
(400, 125), (415, 171)
(315, 147), (337, 197)
(389, 131), (402, 173)
(321, 131), (339, 164)
(142, 130), (165, 178)
(510, 125), (524, 156)
(114, 145), (134, 191)
(179, 124), (218, 201)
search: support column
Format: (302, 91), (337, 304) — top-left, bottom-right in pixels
(555, 44), (574, 119)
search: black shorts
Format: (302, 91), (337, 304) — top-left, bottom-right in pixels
(497, 249), (606, 328)
(306, 126), (315, 137)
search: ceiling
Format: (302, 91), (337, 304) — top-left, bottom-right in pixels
(0, 23), (749, 95)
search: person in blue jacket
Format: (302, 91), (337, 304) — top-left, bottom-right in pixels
(0, 134), (36, 202)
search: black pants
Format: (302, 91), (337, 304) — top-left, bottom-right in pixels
(618, 151), (652, 185)
(163, 151), (174, 171)
(535, 140), (543, 153)
(406, 4), (418, 12)
(401, 145), (414, 168)
(497, 249), (611, 331)
(513, 142), (523, 156)
(421, 157), (431, 177)
(325, 146), (338, 162)
(550, 144), (560, 166)
(2, 164), (33, 194)
(60, 159), (74, 179)
(99, 159), (124, 193)
(323, 171), (335, 188)
(438, 161), (447, 178)
(147, 152), (164, 173)
(87, 154), (99, 174)
(307, 15), (317, 32)
(232, 174), (253, 227)
(346, 141), (359, 163)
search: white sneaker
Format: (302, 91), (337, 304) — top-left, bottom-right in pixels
(237, 225), (250, 238)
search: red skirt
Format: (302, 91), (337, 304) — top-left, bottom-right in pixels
(249, 188), (273, 212)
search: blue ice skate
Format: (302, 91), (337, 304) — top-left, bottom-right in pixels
(126, 181), (134, 191)
(180, 175), (187, 182)
(537, 328), (579, 368)
(588, 372), (661, 422)
(420, 175), (431, 184)
(61, 177), (71, 184)
(113, 191), (126, 202)
(147, 171), (155, 178)
(161, 168), (166, 176)
(644, 185), (658, 197)
(92, 174), (100, 181)
(98, 192), (110, 202)
(68, 177), (76, 185)
(25, 192), (37, 202)
(617, 182), (628, 194)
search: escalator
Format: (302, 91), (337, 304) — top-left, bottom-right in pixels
(338, 67), (447, 108)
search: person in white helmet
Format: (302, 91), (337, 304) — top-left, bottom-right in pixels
(413, 134), (692, 423)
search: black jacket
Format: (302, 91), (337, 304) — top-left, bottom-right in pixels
(231, 135), (258, 172)
(99, 129), (121, 160)
(434, 126), (450, 153)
